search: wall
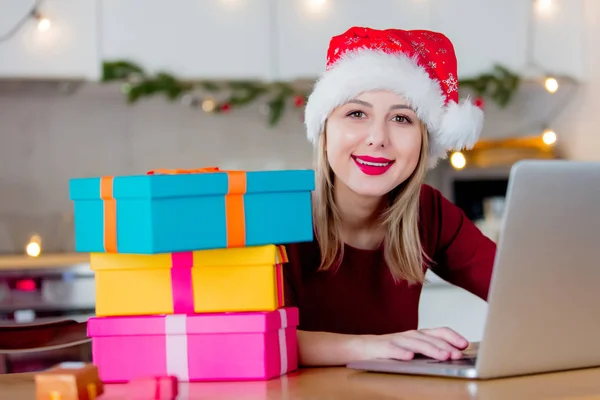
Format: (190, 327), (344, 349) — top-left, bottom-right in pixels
(0, 86), (314, 253)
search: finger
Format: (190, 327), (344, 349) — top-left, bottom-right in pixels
(364, 336), (415, 361)
(420, 327), (469, 350)
(407, 331), (464, 360)
(389, 335), (452, 360)
(383, 343), (415, 361)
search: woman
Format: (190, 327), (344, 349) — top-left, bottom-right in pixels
(283, 27), (497, 366)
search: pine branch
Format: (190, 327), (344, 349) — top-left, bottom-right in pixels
(102, 61), (146, 82)
(459, 64), (521, 108)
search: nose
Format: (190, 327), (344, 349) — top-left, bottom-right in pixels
(366, 123), (389, 148)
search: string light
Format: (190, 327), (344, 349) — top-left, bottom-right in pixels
(306, 0), (328, 14)
(536, 0), (553, 12)
(33, 11), (51, 32)
(25, 234), (42, 258)
(0, 1), (51, 44)
(544, 77), (559, 93)
(450, 152), (466, 170)
(202, 98), (216, 113)
(542, 129), (557, 145)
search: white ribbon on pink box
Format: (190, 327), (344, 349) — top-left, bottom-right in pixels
(164, 310), (291, 380)
(165, 314), (190, 381)
(278, 308), (288, 375)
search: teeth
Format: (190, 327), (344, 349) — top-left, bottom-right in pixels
(356, 159), (390, 167)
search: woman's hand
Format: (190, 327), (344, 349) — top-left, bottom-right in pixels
(361, 327), (469, 361)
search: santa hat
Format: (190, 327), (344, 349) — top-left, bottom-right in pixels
(304, 27), (484, 167)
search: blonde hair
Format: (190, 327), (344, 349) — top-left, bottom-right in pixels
(312, 122), (430, 285)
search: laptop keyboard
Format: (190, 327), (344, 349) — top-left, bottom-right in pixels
(428, 356), (477, 366)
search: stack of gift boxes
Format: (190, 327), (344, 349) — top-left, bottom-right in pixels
(68, 167), (315, 382)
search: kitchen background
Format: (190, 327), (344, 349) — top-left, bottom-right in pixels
(1, 0), (599, 371)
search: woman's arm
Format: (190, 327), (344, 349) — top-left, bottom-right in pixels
(298, 330), (366, 366)
(423, 185), (497, 301)
(297, 327), (469, 366)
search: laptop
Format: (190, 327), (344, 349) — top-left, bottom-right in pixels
(347, 160), (600, 379)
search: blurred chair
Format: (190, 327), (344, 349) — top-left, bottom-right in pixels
(0, 319), (90, 374)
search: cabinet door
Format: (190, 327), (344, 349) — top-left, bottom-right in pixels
(275, 0), (432, 80)
(0, 0), (98, 79)
(100, 0), (273, 80)
(431, 0), (530, 77)
(532, 0), (584, 80)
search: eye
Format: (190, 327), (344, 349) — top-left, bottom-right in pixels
(347, 110), (366, 119)
(392, 115), (412, 124)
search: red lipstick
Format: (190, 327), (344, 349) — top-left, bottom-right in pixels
(352, 155), (394, 176)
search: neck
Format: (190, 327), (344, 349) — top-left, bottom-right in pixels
(334, 178), (387, 250)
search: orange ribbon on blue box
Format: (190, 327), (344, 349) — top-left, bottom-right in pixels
(99, 167), (248, 253)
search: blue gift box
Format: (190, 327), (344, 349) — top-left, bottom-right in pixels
(69, 168), (315, 254)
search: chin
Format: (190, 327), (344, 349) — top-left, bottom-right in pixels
(346, 177), (398, 198)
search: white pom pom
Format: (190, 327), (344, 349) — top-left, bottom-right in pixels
(435, 99), (484, 150)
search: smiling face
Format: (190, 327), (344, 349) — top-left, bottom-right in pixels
(324, 90), (425, 198)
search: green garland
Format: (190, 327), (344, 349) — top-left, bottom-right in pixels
(459, 65), (521, 107)
(101, 60), (521, 127)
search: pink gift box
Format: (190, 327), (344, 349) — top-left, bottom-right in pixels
(87, 307), (299, 382)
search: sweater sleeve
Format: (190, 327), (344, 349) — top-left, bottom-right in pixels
(426, 186), (497, 301)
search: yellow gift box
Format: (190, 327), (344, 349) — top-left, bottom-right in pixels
(91, 244), (288, 317)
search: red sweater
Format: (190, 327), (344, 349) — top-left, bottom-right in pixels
(283, 184), (497, 335)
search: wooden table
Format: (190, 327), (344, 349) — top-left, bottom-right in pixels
(3, 366), (600, 400)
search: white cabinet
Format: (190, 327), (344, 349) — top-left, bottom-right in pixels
(0, 0), (585, 82)
(432, 0), (584, 80)
(274, 0), (432, 80)
(0, 0), (99, 79)
(274, 0), (584, 81)
(532, 0), (585, 80)
(100, 0), (273, 80)
(430, 0), (530, 78)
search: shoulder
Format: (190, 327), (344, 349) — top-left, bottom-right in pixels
(418, 183), (445, 209)
(417, 183), (469, 257)
(417, 183), (447, 233)
(416, 186), (496, 299)
(418, 183), (464, 221)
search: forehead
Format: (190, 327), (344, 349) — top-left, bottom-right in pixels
(342, 90), (414, 111)
(353, 90), (409, 102)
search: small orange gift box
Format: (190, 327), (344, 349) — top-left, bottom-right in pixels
(35, 362), (104, 400)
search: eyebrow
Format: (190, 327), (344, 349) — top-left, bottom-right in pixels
(347, 99), (413, 111)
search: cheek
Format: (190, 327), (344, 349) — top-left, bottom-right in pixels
(390, 128), (423, 160)
(326, 119), (365, 150)
(325, 139), (348, 174)
(325, 127), (359, 178)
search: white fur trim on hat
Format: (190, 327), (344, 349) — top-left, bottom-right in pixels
(304, 49), (484, 168)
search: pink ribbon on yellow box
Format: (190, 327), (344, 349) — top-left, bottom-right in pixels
(168, 245), (288, 314)
(170, 252), (195, 314)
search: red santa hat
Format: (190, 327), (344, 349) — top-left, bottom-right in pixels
(304, 27), (484, 167)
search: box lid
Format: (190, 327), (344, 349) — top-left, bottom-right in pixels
(90, 244), (288, 271)
(69, 169), (314, 200)
(87, 307), (299, 336)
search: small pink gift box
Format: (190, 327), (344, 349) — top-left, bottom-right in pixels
(87, 307), (299, 382)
